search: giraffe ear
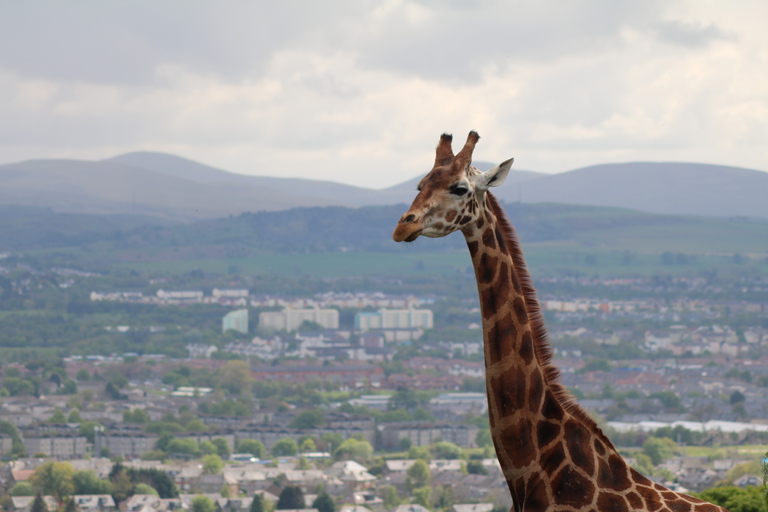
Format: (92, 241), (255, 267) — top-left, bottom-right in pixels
(474, 158), (514, 190)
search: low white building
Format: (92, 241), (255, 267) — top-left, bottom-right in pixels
(213, 288), (249, 298)
(355, 308), (433, 331)
(259, 308), (339, 331)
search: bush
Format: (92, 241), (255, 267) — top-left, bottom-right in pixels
(238, 439), (266, 459)
(272, 438), (299, 457)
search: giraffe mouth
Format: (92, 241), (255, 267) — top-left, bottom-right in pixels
(404, 230), (422, 242)
(393, 223), (423, 243)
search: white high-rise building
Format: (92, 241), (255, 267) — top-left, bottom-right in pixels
(259, 307), (339, 332)
(355, 308), (433, 331)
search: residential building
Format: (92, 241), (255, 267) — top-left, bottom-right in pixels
(355, 308), (433, 331)
(259, 308), (339, 331)
(213, 289), (249, 298)
(223, 309), (249, 334)
(21, 430), (87, 459)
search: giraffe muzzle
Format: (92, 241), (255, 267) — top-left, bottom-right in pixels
(393, 217), (424, 243)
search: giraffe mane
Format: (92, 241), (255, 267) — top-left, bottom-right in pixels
(486, 192), (615, 446)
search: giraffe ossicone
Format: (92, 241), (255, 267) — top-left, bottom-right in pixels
(393, 131), (728, 512)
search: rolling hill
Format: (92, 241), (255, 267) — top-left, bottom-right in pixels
(2, 152), (767, 220)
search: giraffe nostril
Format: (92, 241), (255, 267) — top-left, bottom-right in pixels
(402, 214), (415, 224)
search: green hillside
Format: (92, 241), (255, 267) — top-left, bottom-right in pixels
(2, 201), (767, 278)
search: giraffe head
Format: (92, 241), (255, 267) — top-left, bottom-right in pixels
(393, 131), (514, 243)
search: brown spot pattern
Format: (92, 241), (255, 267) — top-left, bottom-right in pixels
(551, 465), (596, 508)
(528, 368), (543, 413)
(482, 227), (496, 249)
(487, 312), (517, 363)
(598, 454), (632, 492)
(524, 472), (549, 511)
(519, 330), (534, 365)
(536, 420), (560, 448)
(564, 419), (595, 476)
(540, 440), (567, 470)
(479, 253), (498, 285)
(637, 486), (664, 512)
(498, 419), (536, 469)
(597, 492), (629, 512)
(626, 492), (643, 509)
(495, 225), (508, 253)
(513, 296), (528, 324)
(541, 391), (564, 421)
(668, 500), (693, 512)
(445, 210), (457, 222)
(594, 438), (606, 456)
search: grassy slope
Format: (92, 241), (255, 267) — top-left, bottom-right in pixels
(4, 202), (767, 277)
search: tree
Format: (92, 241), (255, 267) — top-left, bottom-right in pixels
(408, 446), (431, 461)
(218, 361), (253, 395)
(64, 497), (78, 512)
(191, 495), (216, 512)
(166, 438), (200, 456)
(110, 469), (134, 505)
(642, 437), (677, 467)
(433, 442), (461, 460)
(466, 460), (487, 475)
(30, 461), (75, 499)
(695, 486), (768, 512)
(277, 486), (305, 510)
(377, 486), (400, 510)
(272, 437), (299, 457)
(290, 410), (325, 429)
(79, 422), (103, 444)
(133, 483), (159, 496)
(201, 454), (224, 474)
(729, 390), (746, 405)
(312, 491), (335, 512)
(334, 439), (373, 463)
(30, 492), (49, 512)
(238, 439), (266, 459)
(8, 482), (35, 496)
(412, 486), (431, 509)
(250, 494), (265, 512)
(68, 410), (82, 423)
(212, 438), (230, 457)
(475, 429), (492, 447)
(320, 433), (343, 453)
(0, 419), (24, 454)
(200, 441), (218, 455)
(125, 467), (178, 498)
(186, 419), (207, 432)
(60, 379), (78, 395)
(406, 460), (431, 491)
(73, 470), (111, 495)
(390, 388), (419, 410)
(412, 407), (435, 422)
(300, 438), (316, 453)
(49, 409), (67, 424)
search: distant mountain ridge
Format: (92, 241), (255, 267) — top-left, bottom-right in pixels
(0, 151), (766, 220)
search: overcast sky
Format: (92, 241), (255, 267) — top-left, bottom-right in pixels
(1, 1), (766, 188)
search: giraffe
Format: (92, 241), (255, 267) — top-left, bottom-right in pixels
(392, 131), (728, 512)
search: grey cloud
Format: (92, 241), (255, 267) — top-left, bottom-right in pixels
(322, 1), (667, 83)
(652, 20), (731, 48)
(0, 0), (685, 87)
(0, 1), (359, 84)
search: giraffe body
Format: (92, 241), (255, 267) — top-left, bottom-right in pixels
(393, 132), (728, 512)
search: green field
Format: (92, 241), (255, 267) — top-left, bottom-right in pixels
(106, 248), (768, 279)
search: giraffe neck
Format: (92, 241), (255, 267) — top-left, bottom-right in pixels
(463, 194), (563, 493)
(463, 193), (728, 512)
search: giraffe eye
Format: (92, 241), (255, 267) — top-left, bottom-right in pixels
(450, 186), (468, 196)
